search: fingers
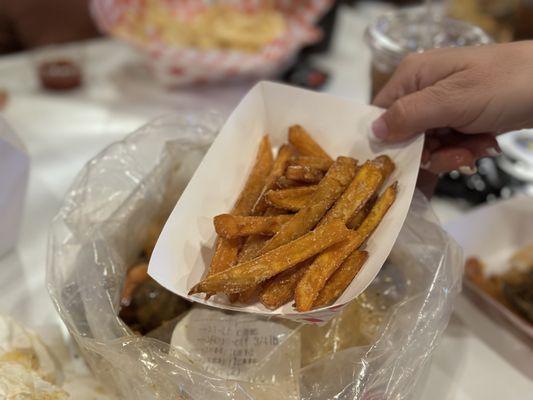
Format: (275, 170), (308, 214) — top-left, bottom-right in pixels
(373, 48), (466, 108)
(372, 85), (455, 142)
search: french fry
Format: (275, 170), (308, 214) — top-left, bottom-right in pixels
(372, 154), (395, 180)
(264, 186), (317, 212)
(347, 196), (375, 230)
(276, 176), (303, 189)
(232, 135), (274, 215)
(214, 214), (292, 239)
(285, 165), (324, 183)
(189, 220), (350, 295)
(319, 161), (383, 226)
(207, 135), (273, 276)
(312, 250), (369, 309)
(294, 183), (398, 311)
(288, 125), (333, 162)
(260, 156), (358, 254)
(253, 144), (294, 214)
(289, 156), (333, 172)
(259, 261), (311, 309)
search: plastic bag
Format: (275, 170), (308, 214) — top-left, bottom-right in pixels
(47, 111), (463, 399)
(91, 0), (332, 86)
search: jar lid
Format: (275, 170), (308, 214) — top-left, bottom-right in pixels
(365, 7), (492, 65)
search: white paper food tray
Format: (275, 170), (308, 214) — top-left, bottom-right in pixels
(445, 195), (533, 339)
(149, 81), (423, 323)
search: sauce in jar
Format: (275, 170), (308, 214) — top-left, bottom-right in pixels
(38, 59), (82, 91)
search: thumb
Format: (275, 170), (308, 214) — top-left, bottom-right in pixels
(372, 86), (452, 143)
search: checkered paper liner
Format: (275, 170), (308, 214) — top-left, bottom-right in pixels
(91, 0), (333, 86)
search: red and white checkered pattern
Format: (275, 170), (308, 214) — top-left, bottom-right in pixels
(91, 0), (333, 87)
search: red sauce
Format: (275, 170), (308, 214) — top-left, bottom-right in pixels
(38, 59), (82, 91)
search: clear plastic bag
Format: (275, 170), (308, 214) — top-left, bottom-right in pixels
(47, 111), (463, 399)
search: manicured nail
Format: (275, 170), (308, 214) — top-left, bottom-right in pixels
(420, 161), (431, 170)
(459, 165), (478, 175)
(486, 147), (501, 157)
(371, 116), (389, 141)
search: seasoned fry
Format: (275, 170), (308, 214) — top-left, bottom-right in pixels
(260, 156), (358, 254)
(312, 251), (369, 309)
(214, 214), (292, 239)
(232, 135), (274, 215)
(207, 135), (273, 276)
(288, 125), (333, 161)
(259, 261), (311, 309)
(319, 161), (383, 226)
(285, 165), (324, 183)
(295, 183), (398, 311)
(253, 144), (294, 214)
(372, 154), (395, 180)
(347, 196), (375, 230)
(289, 156), (333, 172)
(264, 186), (317, 212)
(189, 220), (350, 295)
(276, 176), (303, 189)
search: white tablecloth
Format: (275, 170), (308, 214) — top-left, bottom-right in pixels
(0, 3), (530, 398)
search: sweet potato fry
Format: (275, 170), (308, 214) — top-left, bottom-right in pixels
(260, 156), (358, 253)
(288, 125), (333, 162)
(189, 220), (350, 295)
(294, 183), (397, 311)
(276, 176), (303, 189)
(214, 214), (292, 239)
(312, 251), (369, 309)
(347, 196), (375, 230)
(264, 186), (317, 212)
(253, 144), (294, 214)
(285, 165), (324, 183)
(232, 135), (274, 215)
(372, 154), (395, 180)
(207, 135), (273, 276)
(259, 261), (311, 309)
(319, 160), (383, 226)
(289, 156), (333, 172)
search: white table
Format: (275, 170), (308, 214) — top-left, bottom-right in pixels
(0, 4), (530, 399)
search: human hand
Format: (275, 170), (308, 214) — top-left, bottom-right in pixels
(371, 41), (533, 175)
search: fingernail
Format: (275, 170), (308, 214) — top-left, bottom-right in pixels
(420, 161), (431, 170)
(486, 147), (501, 157)
(459, 165), (478, 175)
(371, 116), (389, 141)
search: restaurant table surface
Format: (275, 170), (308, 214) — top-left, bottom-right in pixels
(0, 4), (531, 399)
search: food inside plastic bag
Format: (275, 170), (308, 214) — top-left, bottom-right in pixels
(47, 112), (462, 399)
(0, 314), (68, 399)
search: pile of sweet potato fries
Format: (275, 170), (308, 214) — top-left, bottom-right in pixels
(189, 125), (397, 311)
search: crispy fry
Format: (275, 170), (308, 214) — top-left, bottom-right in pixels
(264, 186), (317, 211)
(319, 161), (383, 226)
(295, 183), (397, 311)
(259, 261), (311, 309)
(207, 135), (273, 276)
(214, 214), (292, 239)
(232, 135), (274, 215)
(260, 156), (358, 254)
(276, 176), (303, 189)
(288, 125), (333, 161)
(372, 154), (395, 180)
(189, 220), (350, 295)
(312, 251), (369, 309)
(253, 144), (294, 214)
(285, 165), (324, 183)
(289, 156), (333, 172)
(347, 196), (375, 230)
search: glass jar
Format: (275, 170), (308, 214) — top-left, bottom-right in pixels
(364, 7), (492, 100)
